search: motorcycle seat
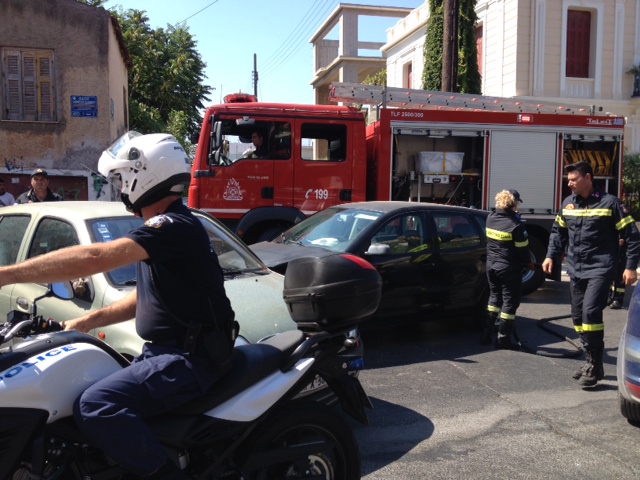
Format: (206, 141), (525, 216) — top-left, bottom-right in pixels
(173, 330), (305, 415)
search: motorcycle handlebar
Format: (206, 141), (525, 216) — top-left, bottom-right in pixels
(34, 317), (63, 333)
(0, 315), (63, 345)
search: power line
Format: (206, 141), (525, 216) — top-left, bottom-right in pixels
(260, 0), (324, 71)
(260, 0), (337, 80)
(177, 0), (220, 25)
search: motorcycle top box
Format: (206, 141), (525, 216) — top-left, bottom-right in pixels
(283, 253), (382, 331)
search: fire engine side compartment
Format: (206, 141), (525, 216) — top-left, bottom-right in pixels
(369, 108), (625, 287)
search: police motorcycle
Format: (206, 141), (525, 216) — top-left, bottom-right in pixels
(0, 253), (381, 480)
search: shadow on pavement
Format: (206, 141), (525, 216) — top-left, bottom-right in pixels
(346, 396), (435, 477)
(514, 314), (583, 358)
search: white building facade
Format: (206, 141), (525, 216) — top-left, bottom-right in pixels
(381, 0), (640, 153)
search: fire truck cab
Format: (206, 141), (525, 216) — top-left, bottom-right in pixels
(188, 102), (366, 244)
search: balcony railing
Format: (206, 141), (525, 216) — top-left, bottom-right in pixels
(565, 77), (594, 98)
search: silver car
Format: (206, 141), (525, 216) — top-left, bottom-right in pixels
(617, 284), (640, 425)
(0, 201), (296, 358)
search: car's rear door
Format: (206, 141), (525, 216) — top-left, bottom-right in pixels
(427, 210), (487, 313)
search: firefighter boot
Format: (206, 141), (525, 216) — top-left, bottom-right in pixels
(578, 348), (605, 387)
(571, 348), (592, 380)
(480, 312), (499, 345)
(495, 319), (518, 350)
(610, 298), (623, 310)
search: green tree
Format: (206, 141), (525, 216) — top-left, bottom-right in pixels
(623, 150), (640, 218)
(111, 8), (211, 150)
(75, 0), (108, 6)
(76, 1), (211, 150)
(457, 0), (481, 93)
(422, 0), (481, 94)
(422, 0), (444, 91)
(362, 69), (387, 87)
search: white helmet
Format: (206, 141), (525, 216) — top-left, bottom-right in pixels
(98, 131), (191, 213)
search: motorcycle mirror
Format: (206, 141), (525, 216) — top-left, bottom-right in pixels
(51, 281), (75, 300)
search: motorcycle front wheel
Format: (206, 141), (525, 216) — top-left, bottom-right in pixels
(238, 400), (361, 479)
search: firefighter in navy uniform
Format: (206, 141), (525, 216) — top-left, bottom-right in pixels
(543, 161), (640, 387)
(482, 189), (535, 348)
(0, 132), (237, 479)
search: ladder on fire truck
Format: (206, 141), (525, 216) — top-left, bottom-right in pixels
(329, 82), (607, 116)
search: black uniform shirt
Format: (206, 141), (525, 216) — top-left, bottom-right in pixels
(125, 200), (234, 343)
(547, 188), (640, 279)
(15, 188), (63, 204)
(486, 208), (531, 271)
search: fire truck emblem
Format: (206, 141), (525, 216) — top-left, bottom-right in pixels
(223, 178), (243, 201)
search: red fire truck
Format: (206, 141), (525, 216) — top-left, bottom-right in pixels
(188, 83), (625, 291)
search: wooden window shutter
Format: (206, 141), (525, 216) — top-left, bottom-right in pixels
(22, 52), (37, 120)
(5, 50), (22, 120)
(38, 53), (54, 120)
(566, 10), (591, 78)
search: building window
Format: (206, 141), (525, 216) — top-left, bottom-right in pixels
(2, 48), (56, 121)
(404, 62), (413, 89)
(566, 10), (591, 78)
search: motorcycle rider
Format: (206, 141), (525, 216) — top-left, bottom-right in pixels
(0, 132), (236, 479)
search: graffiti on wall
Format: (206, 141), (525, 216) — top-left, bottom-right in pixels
(4, 156), (35, 173)
(92, 172), (109, 199)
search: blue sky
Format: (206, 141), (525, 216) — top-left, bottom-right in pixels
(104, 0), (424, 105)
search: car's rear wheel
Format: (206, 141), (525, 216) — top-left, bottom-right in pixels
(522, 236), (545, 296)
(619, 391), (640, 425)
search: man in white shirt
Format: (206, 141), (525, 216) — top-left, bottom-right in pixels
(0, 178), (15, 206)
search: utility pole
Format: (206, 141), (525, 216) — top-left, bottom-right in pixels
(442, 0), (459, 92)
(253, 53), (258, 99)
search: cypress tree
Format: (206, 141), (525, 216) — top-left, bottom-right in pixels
(421, 0), (481, 94)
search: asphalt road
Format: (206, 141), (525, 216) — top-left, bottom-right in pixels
(350, 276), (640, 480)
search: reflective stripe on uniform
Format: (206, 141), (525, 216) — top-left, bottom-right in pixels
(616, 215), (635, 230)
(555, 215), (567, 228)
(486, 228), (512, 241)
(487, 304), (500, 314)
(500, 312), (516, 321)
(582, 323), (604, 332)
(574, 325), (584, 333)
(514, 239), (529, 248)
(562, 208), (612, 218)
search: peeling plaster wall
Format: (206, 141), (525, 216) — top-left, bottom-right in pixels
(0, 0), (128, 198)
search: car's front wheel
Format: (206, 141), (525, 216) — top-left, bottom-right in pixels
(619, 391), (640, 425)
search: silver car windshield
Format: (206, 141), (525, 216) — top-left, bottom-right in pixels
(88, 213), (267, 286)
(282, 207), (383, 252)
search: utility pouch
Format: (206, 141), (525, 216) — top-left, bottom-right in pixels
(201, 320), (239, 372)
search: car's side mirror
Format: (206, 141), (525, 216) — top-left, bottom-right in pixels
(366, 244), (391, 256)
(51, 281), (75, 300)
